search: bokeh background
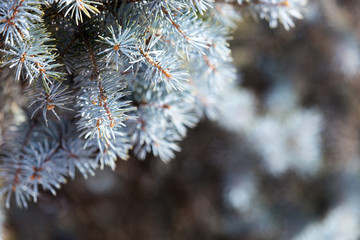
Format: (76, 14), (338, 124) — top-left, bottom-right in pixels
(2, 0), (360, 239)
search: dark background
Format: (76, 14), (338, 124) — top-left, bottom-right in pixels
(2, 0), (360, 239)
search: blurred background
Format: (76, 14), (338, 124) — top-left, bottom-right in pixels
(2, 0), (360, 239)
